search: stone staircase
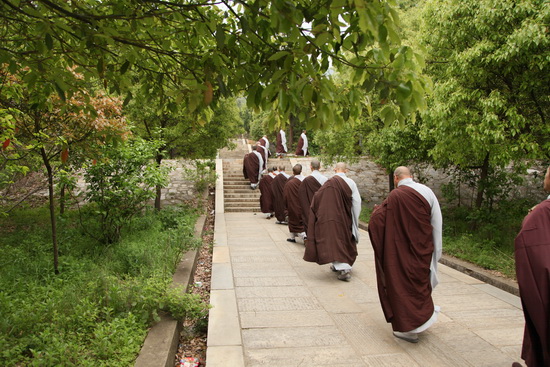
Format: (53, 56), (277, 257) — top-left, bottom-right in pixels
(222, 159), (261, 213)
(220, 138), (294, 213)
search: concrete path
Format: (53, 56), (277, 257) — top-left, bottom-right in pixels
(206, 211), (525, 367)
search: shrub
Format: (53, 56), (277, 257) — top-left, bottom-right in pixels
(83, 137), (170, 243)
(0, 204), (206, 366)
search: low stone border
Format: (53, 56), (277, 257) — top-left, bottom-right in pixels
(358, 221), (519, 296)
(134, 214), (207, 367)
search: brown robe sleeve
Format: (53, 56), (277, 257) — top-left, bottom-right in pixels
(259, 175), (274, 213)
(367, 201), (394, 322)
(295, 136), (304, 155)
(298, 176), (322, 233)
(271, 174), (288, 222)
(515, 199), (550, 367)
(284, 177), (304, 233)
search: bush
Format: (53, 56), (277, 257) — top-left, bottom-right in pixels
(84, 137), (170, 244)
(183, 159), (217, 193)
(0, 204), (206, 366)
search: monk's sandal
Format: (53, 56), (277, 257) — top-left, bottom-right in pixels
(337, 270), (351, 281)
(393, 331), (418, 343)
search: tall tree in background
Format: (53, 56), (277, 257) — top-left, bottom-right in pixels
(0, 70), (128, 273)
(0, 0), (429, 128)
(420, 0), (550, 208)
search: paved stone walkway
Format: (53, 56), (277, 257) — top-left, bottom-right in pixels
(206, 211), (525, 367)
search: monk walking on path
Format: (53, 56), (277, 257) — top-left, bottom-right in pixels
(284, 164), (306, 243)
(304, 162), (361, 281)
(276, 129), (287, 158)
(368, 166), (443, 344)
(242, 145), (263, 189)
(259, 166), (276, 219)
(514, 165), (550, 367)
(295, 129), (309, 156)
(271, 165), (289, 224)
(299, 159), (327, 234)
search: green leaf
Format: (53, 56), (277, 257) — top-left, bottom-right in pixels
(378, 24), (388, 44)
(302, 84), (313, 103)
(396, 82), (412, 100)
(268, 51), (290, 61)
(53, 81), (66, 102)
(45, 33), (53, 50)
(120, 61), (130, 75)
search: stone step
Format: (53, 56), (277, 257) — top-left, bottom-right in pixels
(224, 178), (250, 183)
(224, 193), (262, 199)
(224, 201), (260, 207)
(225, 190), (261, 195)
(224, 206), (262, 213)
(225, 198), (260, 204)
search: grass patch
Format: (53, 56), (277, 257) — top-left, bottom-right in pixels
(0, 205), (208, 367)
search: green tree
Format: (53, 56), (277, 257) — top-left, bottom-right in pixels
(84, 137), (169, 244)
(0, 0), (429, 127)
(420, 0), (550, 208)
(0, 70), (128, 273)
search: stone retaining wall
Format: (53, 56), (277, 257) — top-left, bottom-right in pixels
(290, 157), (547, 208)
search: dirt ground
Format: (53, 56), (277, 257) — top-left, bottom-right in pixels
(175, 195), (214, 366)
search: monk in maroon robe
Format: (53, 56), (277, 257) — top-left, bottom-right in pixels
(514, 166), (550, 367)
(295, 130), (308, 156)
(256, 143), (268, 171)
(283, 164), (305, 242)
(368, 166), (442, 343)
(242, 146), (262, 189)
(259, 167), (276, 218)
(304, 163), (361, 282)
(271, 165), (289, 223)
(299, 159), (327, 233)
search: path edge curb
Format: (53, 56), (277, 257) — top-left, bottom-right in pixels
(134, 213), (208, 367)
(358, 221), (519, 296)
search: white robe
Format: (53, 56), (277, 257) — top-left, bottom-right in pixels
(280, 130), (287, 152)
(252, 151), (263, 182)
(300, 133), (308, 156)
(310, 170), (328, 186)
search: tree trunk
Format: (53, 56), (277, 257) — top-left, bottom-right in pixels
(475, 152), (490, 209)
(289, 114), (297, 149)
(154, 152), (163, 210)
(40, 147), (59, 274)
(60, 184), (66, 215)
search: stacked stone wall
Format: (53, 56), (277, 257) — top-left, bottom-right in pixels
(290, 156), (548, 208)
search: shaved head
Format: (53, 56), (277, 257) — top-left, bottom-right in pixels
(394, 166), (412, 179)
(278, 165), (286, 171)
(310, 159), (321, 170)
(293, 164), (302, 175)
(335, 162), (347, 173)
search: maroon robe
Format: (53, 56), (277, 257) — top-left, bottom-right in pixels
(298, 175), (322, 233)
(276, 131), (286, 154)
(304, 175), (357, 265)
(258, 137), (271, 158)
(259, 174), (274, 214)
(295, 135), (306, 156)
(242, 153), (260, 184)
(515, 199), (550, 367)
(256, 145), (268, 170)
(283, 177), (304, 233)
(271, 173), (288, 222)
(368, 185), (435, 332)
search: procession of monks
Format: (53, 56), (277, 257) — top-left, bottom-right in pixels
(243, 134), (549, 366)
